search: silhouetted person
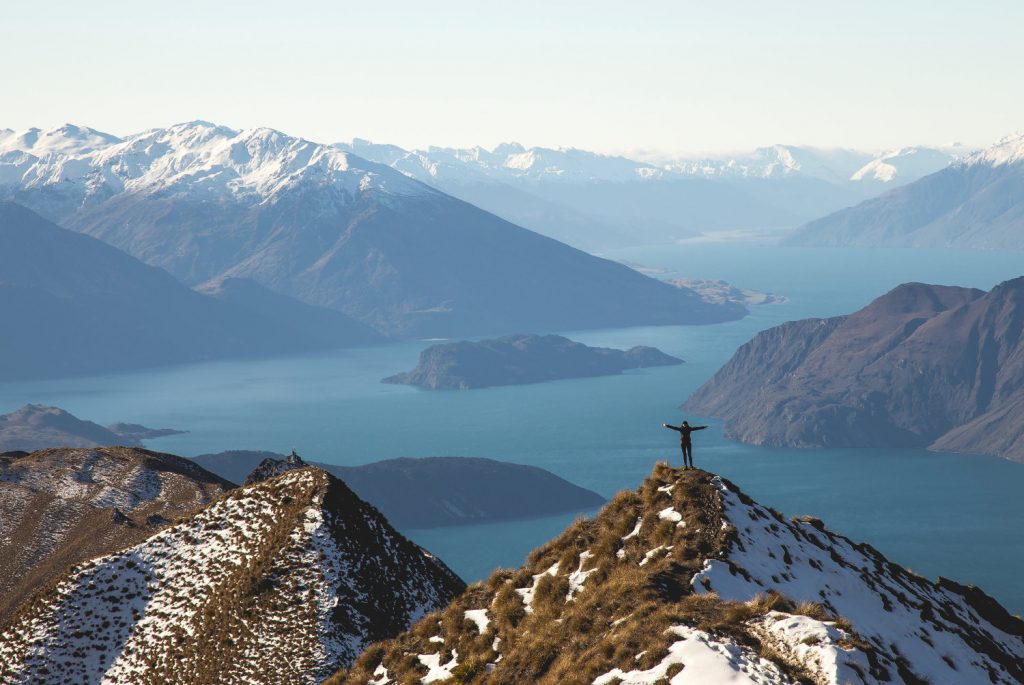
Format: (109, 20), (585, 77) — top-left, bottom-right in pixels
(663, 420), (707, 469)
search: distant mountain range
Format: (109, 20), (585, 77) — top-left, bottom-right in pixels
(0, 123), (744, 338)
(686, 278), (1024, 461)
(339, 139), (962, 249)
(788, 133), (1024, 249)
(328, 465), (1024, 685)
(382, 333), (682, 390)
(0, 202), (379, 380)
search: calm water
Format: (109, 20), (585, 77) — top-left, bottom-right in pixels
(3, 243), (1023, 611)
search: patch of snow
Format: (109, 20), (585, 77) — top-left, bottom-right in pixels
(592, 625), (789, 685)
(418, 650), (458, 683)
(464, 609), (490, 634)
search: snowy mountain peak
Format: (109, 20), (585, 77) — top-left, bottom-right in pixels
(963, 131), (1024, 168)
(0, 123), (121, 157)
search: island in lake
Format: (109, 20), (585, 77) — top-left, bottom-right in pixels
(382, 333), (683, 390)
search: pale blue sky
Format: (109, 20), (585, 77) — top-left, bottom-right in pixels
(3, 0), (1022, 155)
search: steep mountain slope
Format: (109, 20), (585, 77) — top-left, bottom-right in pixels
(0, 122), (744, 337)
(196, 277), (381, 346)
(787, 133), (1024, 249)
(0, 466), (464, 684)
(0, 404), (184, 452)
(383, 333), (682, 389)
(0, 446), (232, 622)
(329, 465), (1024, 685)
(191, 451), (606, 528)
(685, 278), (1024, 460)
(0, 202), (385, 380)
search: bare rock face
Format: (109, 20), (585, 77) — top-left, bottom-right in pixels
(0, 467), (464, 684)
(686, 278), (1024, 461)
(383, 333), (683, 390)
(328, 466), (1024, 685)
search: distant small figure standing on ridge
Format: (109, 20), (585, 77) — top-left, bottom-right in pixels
(663, 420), (707, 469)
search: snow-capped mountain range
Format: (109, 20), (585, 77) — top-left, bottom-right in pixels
(0, 121), (430, 208)
(0, 122), (963, 253)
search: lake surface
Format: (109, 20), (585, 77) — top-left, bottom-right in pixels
(3, 243), (1024, 612)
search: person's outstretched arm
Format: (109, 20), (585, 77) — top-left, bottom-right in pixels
(693, 425), (708, 431)
(663, 423), (682, 432)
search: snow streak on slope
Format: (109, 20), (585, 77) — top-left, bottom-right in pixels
(693, 476), (1024, 684)
(0, 447), (232, 623)
(0, 467), (463, 685)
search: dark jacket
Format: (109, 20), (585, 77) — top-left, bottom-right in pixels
(664, 423), (707, 443)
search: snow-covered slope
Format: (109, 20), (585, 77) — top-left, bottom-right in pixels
(0, 446), (232, 622)
(329, 465), (1024, 685)
(0, 466), (464, 684)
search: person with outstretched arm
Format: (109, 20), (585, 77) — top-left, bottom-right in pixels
(663, 420), (707, 469)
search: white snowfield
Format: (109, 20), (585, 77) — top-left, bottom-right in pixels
(693, 476), (1024, 685)
(0, 121), (434, 209)
(0, 468), (459, 685)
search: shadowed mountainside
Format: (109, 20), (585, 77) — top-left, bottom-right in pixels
(0, 202), (385, 380)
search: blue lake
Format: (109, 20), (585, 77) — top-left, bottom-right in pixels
(3, 243), (1023, 612)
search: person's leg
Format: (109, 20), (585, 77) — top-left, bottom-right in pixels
(683, 443), (692, 468)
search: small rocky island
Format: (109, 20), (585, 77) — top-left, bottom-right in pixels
(382, 333), (683, 390)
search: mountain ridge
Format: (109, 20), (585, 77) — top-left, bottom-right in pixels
(327, 465), (1024, 685)
(0, 465), (464, 684)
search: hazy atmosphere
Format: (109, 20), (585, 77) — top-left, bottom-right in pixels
(5, 0), (1023, 153)
(3, 3), (1024, 684)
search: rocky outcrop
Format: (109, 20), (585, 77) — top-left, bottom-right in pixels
(685, 278), (1024, 461)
